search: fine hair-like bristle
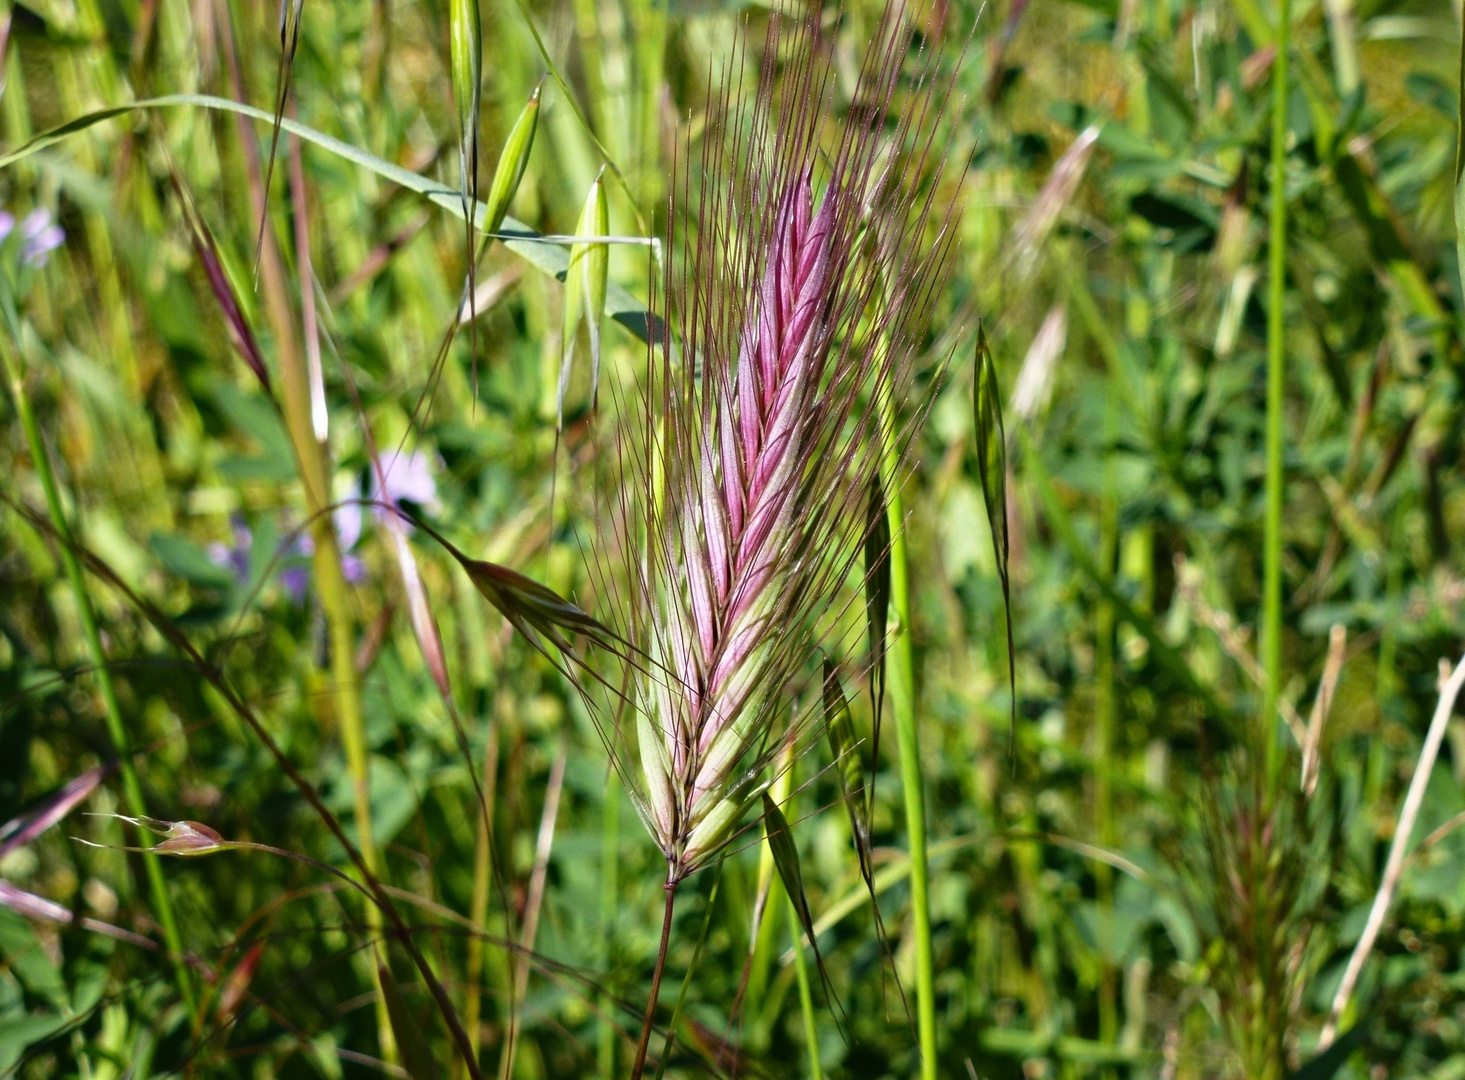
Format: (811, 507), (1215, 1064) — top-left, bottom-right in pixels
(595, 0), (963, 884)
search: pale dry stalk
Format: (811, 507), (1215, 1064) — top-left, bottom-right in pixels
(1320, 653), (1465, 1047)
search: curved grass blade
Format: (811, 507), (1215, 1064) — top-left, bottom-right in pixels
(973, 324), (1015, 742)
(0, 95), (656, 343)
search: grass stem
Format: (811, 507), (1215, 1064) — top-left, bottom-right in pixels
(631, 882), (679, 1080)
(789, 889), (824, 1080)
(464, 715), (500, 1076)
(598, 769), (621, 1080)
(0, 299), (194, 1016)
(880, 390), (936, 1080)
(1262, 0), (1292, 797)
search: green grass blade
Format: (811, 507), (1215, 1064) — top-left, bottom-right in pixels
(0, 95), (655, 342)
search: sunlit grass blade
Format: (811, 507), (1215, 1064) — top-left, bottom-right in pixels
(449, 0), (483, 394)
(0, 95), (656, 340)
(973, 324), (1015, 740)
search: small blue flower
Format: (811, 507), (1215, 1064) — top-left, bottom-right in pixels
(19, 209), (63, 268)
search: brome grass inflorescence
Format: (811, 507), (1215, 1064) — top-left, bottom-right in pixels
(590, 5), (961, 1073)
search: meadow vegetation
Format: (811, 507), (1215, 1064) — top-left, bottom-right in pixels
(3, 0), (1465, 1076)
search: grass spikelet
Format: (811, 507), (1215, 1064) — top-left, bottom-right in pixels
(973, 324), (1014, 740)
(483, 81), (542, 238)
(450, 0), (484, 393)
(171, 168), (272, 396)
(560, 168), (608, 428)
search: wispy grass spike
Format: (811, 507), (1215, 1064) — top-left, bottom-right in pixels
(973, 324), (1015, 741)
(559, 168), (608, 429)
(171, 168), (272, 396)
(450, 0), (484, 396)
(590, 6), (961, 1074)
(252, 0), (306, 279)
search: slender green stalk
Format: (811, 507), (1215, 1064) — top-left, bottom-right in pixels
(464, 715), (500, 1076)
(1095, 463), (1118, 1052)
(598, 769), (621, 1080)
(788, 891), (824, 1080)
(1262, 0), (1291, 796)
(879, 391), (936, 1080)
(0, 301), (193, 1015)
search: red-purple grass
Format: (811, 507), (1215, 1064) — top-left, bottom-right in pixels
(603, 0), (960, 885)
(586, 4), (964, 1074)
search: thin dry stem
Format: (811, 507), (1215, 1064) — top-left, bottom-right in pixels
(1320, 653), (1465, 1047)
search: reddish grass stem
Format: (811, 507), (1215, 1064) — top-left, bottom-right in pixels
(631, 882), (679, 1080)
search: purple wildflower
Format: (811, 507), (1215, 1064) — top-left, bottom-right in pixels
(206, 515), (254, 584)
(369, 449), (438, 525)
(0, 212), (14, 243)
(19, 209), (63, 267)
